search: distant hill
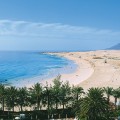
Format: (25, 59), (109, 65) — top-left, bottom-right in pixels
(108, 43), (120, 50)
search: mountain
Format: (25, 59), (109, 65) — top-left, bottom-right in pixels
(108, 43), (120, 50)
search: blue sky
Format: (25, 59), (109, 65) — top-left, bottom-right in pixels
(0, 0), (120, 51)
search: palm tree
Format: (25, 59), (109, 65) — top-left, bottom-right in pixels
(43, 83), (53, 119)
(72, 86), (84, 101)
(71, 86), (84, 116)
(5, 86), (17, 112)
(60, 81), (71, 110)
(104, 87), (113, 104)
(52, 75), (62, 110)
(0, 84), (6, 111)
(112, 88), (120, 108)
(30, 83), (43, 110)
(78, 87), (109, 120)
(17, 87), (28, 111)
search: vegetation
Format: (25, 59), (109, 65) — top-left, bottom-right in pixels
(77, 88), (111, 120)
(0, 76), (120, 119)
(93, 56), (103, 59)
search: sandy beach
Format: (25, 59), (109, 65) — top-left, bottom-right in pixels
(40, 52), (94, 87)
(6, 50), (120, 111)
(15, 50), (120, 91)
(40, 50), (120, 91)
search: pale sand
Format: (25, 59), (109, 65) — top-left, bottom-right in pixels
(13, 50), (120, 111)
(20, 51), (94, 88)
(77, 50), (120, 90)
(16, 50), (120, 91)
(40, 52), (94, 87)
(41, 50), (120, 91)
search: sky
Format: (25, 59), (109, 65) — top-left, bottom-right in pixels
(0, 0), (120, 51)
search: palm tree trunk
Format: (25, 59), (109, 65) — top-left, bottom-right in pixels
(20, 105), (23, 111)
(77, 93), (78, 101)
(107, 94), (110, 119)
(115, 97), (117, 109)
(13, 106), (14, 112)
(56, 99), (58, 110)
(62, 98), (65, 110)
(107, 95), (110, 119)
(63, 102), (64, 110)
(37, 100), (40, 110)
(48, 95), (49, 111)
(2, 98), (4, 111)
(40, 101), (41, 110)
(108, 95), (110, 103)
(37, 102), (39, 110)
(37, 97), (40, 110)
(47, 93), (50, 119)
(13, 98), (14, 112)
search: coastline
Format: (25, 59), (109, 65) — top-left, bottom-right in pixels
(19, 52), (94, 88)
(40, 50), (120, 91)
(10, 50), (120, 91)
(12, 51), (94, 88)
(41, 52), (94, 86)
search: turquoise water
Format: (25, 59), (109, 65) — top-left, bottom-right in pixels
(0, 51), (77, 85)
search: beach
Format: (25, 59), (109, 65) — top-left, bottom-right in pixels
(39, 50), (120, 91)
(3, 50), (120, 111)
(40, 52), (94, 87)
(12, 50), (120, 91)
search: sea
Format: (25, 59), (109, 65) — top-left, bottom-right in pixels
(0, 51), (77, 86)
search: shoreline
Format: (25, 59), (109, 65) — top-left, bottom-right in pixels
(12, 52), (94, 88)
(24, 52), (94, 88)
(41, 52), (94, 86)
(6, 50), (120, 91)
(40, 50), (120, 90)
